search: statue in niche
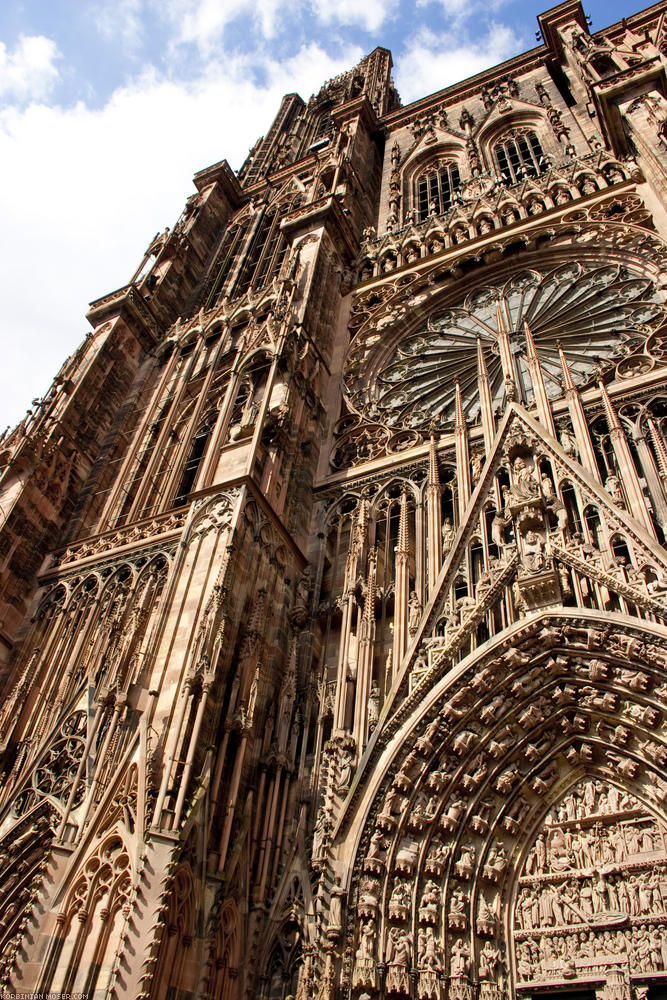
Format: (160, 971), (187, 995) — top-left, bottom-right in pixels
(522, 530), (545, 573)
(418, 880), (440, 923)
(365, 828), (388, 871)
(455, 842), (476, 879)
(442, 517), (455, 555)
(483, 841), (508, 880)
(559, 426), (579, 457)
(450, 938), (470, 975)
(367, 680), (380, 731)
(417, 926), (442, 969)
(352, 916), (377, 989)
(408, 591), (422, 635)
(477, 894), (497, 935)
(605, 473), (625, 506)
(390, 880), (411, 911)
(336, 745), (354, 792)
(386, 926), (412, 994)
(510, 456), (540, 501)
(327, 877), (345, 937)
(356, 916), (376, 960)
(478, 940), (502, 982)
(357, 876), (379, 917)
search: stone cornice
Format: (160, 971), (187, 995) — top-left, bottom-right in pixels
(192, 158), (244, 204)
(86, 284), (161, 348)
(281, 195), (358, 259)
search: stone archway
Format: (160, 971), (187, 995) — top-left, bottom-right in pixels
(333, 611), (667, 1000)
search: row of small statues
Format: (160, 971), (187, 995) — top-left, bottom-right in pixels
(525, 817), (662, 874)
(354, 918), (503, 982)
(545, 780), (636, 822)
(517, 865), (667, 929)
(516, 923), (667, 977)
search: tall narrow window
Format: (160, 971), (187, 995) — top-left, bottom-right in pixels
(415, 162), (460, 221)
(494, 130), (546, 184)
(172, 421), (212, 507)
(207, 218), (251, 307)
(234, 207), (288, 297)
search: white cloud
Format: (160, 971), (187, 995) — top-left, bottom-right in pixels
(0, 35), (60, 102)
(394, 23), (522, 102)
(310, 0), (398, 32)
(163, 0), (295, 47)
(95, 0), (145, 51)
(161, 0), (396, 49)
(0, 42), (363, 429)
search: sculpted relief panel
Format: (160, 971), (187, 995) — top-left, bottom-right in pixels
(515, 778), (667, 985)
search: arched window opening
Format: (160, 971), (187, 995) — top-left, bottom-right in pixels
(584, 505), (602, 549)
(495, 130), (546, 185)
(415, 162), (461, 221)
(227, 358), (271, 443)
(611, 534), (632, 564)
(172, 420), (213, 507)
(561, 482), (583, 535)
(309, 110), (334, 150)
(235, 207), (288, 296)
(208, 218), (251, 307)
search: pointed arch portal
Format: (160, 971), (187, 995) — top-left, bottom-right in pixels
(334, 609), (667, 999)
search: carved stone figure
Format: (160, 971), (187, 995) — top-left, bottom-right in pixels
(442, 517), (455, 554)
(450, 937), (470, 975)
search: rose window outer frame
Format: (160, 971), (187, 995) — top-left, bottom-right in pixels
(344, 260), (667, 435)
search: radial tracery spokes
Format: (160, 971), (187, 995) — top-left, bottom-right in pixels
(355, 262), (665, 431)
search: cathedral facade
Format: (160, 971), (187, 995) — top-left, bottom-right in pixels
(2, 2), (667, 997)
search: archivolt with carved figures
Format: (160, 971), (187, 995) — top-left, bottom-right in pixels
(331, 610), (667, 998)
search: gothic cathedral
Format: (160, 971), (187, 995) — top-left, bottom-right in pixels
(2, 2), (667, 998)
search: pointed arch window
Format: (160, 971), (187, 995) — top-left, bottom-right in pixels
(207, 216), (251, 307)
(414, 161), (461, 221)
(172, 420), (213, 507)
(234, 205), (288, 296)
(494, 130), (546, 184)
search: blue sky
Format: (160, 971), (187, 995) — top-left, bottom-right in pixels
(0, 0), (644, 430)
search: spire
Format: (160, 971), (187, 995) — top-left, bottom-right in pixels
(453, 379), (471, 520)
(494, 298), (514, 394)
(454, 380), (465, 433)
(523, 318), (538, 361)
(397, 488), (410, 554)
(247, 589), (267, 639)
(495, 299), (506, 335)
(477, 337), (489, 381)
(365, 547), (377, 625)
(557, 340), (576, 393)
(425, 437), (442, 593)
(523, 319), (555, 436)
(476, 338), (495, 452)
(648, 417), (667, 478)
(599, 380), (623, 432)
(428, 434), (440, 488)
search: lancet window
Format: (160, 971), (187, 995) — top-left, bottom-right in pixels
(172, 416), (214, 508)
(414, 161), (461, 221)
(207, 217), (251, 307)
(235, 206), (288, 296)
(494, 129), (546, 184)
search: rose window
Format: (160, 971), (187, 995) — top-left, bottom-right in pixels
(348, 263), (665, 431)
